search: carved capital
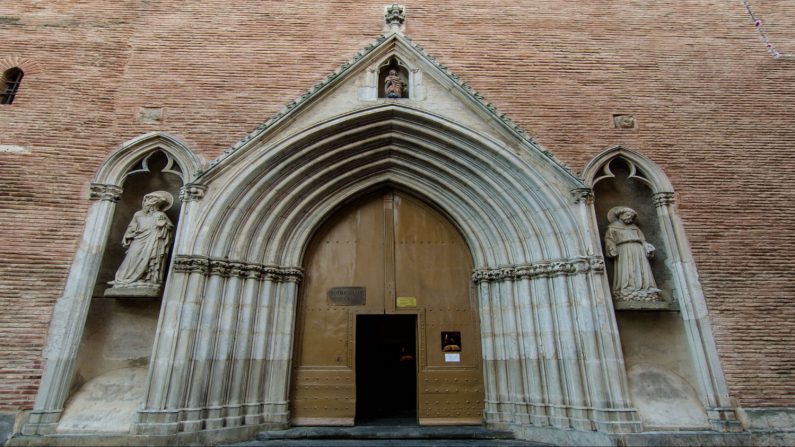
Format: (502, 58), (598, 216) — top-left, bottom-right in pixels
(89, 183), (123, 202)
(279, 268), (305, 284)
(571, 188), (594, 204)
(171, 255), (303, 283)
(208, 258), (232, 277)
(472, 256), (606, 284)
(179, 183), (207, 202)
(172, 255), (210, 274)
(652, 192), (675, 208)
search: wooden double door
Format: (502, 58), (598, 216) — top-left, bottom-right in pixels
(290, 190), (484, 425)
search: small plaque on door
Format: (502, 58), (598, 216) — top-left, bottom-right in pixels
(327, 287), (366, 306)
(396, 296), (417, 308)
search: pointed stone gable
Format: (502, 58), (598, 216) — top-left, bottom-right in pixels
(195, 30), (578, 186)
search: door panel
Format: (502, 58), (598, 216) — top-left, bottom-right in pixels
(290, 190), (483, 425)
(393, 194), (484, 424)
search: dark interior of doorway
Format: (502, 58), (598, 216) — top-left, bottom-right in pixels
(356, 314), (417, 425)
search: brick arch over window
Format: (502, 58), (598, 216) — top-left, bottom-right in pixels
(1, 67), (24, 104)
(22, 132), (203, 436)
(582, 145), (740, 432)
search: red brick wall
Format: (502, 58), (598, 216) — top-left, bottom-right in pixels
(0, 0), (793, 410)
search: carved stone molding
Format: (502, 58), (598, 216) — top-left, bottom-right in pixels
(571, 187), (594, 204)
(89, 183), (123, 202)
(179, 183), (207, 202)
(472, 256), (605, 284)
(172, 255), (304, 283)
(652, 192), (676, 208)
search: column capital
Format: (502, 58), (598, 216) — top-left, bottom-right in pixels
(652, 191), (676, 208)
(179, 183), (207, 202)
(571, 187), (594, 204)
(89, 183), (123, 202)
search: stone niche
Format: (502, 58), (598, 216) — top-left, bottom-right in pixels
(593, 156), (708, 430)
(593, 158), (674, 310)
(378, 57), (409, 99)
(60, 150), (182, 433)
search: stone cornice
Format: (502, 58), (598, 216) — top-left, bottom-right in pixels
(472, 257), (605, 284)
(172, 255), (304, 283)
(89, 183), (123, 202)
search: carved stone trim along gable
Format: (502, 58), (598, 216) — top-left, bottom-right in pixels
(571, 187), (594, 204)
(88, 183), (123, 202)
(472, 256), (605, 283)
(652, 191), (676, 208)
(179, 183), (208, 202)
(172, 255), (304, 283)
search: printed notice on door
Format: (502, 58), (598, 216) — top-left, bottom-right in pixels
(444, 353), (461, 363)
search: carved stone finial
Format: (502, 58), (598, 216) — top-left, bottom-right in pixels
(384, 4), (406, 33)
(652, 192), (676, 208)
(89, 183), (123, 202)
(179, 183), (207, 202)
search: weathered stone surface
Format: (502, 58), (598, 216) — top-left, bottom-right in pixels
(57, 367), (147, 433)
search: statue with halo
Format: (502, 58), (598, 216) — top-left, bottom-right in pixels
(105, 191), (174, 297)
(604, 206), (662, 304)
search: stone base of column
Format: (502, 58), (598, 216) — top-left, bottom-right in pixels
(708, 407), (744, 433)
(20, 410), (62, 436)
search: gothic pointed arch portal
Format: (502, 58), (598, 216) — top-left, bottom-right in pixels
(130, 104), (642, 438)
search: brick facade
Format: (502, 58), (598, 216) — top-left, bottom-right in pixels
(0, 0), (793, 412)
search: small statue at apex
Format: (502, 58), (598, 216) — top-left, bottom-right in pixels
(384, 69), (406, 98)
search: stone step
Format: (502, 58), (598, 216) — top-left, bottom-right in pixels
(256, 425), (516, 441)
(220, 425), (550, 447)
(227, 440), (547, 447)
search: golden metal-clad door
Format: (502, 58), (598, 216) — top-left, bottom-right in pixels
(290, 190), (483, 425)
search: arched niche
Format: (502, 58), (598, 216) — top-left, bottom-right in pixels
(378, 57), (409, 98)
(591, 156), (675, 310)
(22, 133), (203, 436)
(583, 146), (741, 433)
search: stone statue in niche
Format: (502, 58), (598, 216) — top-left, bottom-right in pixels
(604, 206), (662, 304)
(105, 191), (174, 297)
(384, 69), (406, 98)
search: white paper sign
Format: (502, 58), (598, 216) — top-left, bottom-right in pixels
(444, 353), (461, 363)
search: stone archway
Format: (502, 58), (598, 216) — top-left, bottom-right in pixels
(132, 105), (641, 439)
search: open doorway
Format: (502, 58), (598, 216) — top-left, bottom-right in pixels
(356, 314), (417, 425)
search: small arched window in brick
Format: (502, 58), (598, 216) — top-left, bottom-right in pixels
(1, 67), (24, 105)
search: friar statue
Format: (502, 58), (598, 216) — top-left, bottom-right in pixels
(105, 191), (174, 297)
(604, 206), (662, 303)
(384, 69), (406, 98)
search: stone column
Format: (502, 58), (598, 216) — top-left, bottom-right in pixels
(22, 184), (123, 435)
(243, 275), (275, 425)
(652, 192), (741, 432)
(263, 274), (301, 425)
(205, 271), (244, 429)
(133, 183), (206, 435)
(224, 269), (261, 427)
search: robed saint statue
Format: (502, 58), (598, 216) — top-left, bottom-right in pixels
(604, 206), (662, 303)
(105, 191), (174, 297)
